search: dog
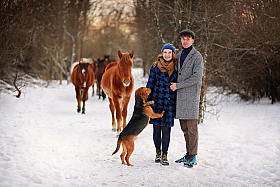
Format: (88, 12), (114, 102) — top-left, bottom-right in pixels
(112, 87), (164, 166)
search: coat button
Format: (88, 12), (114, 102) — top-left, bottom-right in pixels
(179, 73), (181, 75)
(168, 98), (170, 100)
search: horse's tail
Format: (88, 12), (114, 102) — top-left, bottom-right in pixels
(112, 139), (121, 155)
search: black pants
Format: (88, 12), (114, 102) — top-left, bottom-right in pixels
(153, 125), (171, 153)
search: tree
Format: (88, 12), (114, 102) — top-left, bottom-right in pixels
(0, 0), (92, 90)
(207, 0), (280, 104)
(84, 0), (136, 59)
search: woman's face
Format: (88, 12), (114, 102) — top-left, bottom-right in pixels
(162, 49), (173, 62)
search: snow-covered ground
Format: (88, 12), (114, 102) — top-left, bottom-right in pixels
(1, 68), (279, 187)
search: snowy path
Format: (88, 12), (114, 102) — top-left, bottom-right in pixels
(0, 68), (280, 186)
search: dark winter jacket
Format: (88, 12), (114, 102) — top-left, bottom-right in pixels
(146, 64), (177, 127)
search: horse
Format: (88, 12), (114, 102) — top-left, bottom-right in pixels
(96, 55), (111, 100)
(101, 50), (134, 136)
(71, 60), (95, 114)
(91, 58), (98, 96)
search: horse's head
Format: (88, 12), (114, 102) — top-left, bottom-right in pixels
(98, 58), (103, 67)
(97, 58), (106, 74)
(90, 58), (98, 72)
(77, 62), (90, 87)
(104, 55), (109, 60)
(92, 58), (98, 66)
(117, 50), (134, 87)
(103, 55), (110, 66)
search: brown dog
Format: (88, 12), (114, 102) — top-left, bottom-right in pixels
(112, 87), (164, 166)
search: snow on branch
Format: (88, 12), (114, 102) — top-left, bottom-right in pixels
(154, 13), (166, 44)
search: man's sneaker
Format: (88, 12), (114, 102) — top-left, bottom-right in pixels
(155, 149), (161, 163)
(160, 153), (169, 166)
(184, 155), (197, 168)
(175, 152), (189, 163)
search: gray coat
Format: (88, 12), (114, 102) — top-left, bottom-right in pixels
(175, 47), (204, 119)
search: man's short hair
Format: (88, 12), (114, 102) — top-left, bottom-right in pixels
(180, 29), (195, 39)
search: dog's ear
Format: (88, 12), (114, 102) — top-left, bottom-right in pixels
(135, 87), (146, 98)
(135, 89), (141, 98)
(141, 88), (149, 100)
(135, 97), (143, 108)
(135, 88), (145, 108)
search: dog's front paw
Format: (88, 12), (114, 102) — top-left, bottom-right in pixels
(145, 101), (154, 106)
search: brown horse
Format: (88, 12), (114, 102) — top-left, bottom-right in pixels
(96, 55), (111, 100)
(71, 61), (95, 114)
(91, 58), (98, 96)
(101, 50), (134, 135)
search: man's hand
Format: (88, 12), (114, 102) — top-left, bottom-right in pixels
(170, 82), (177, 91)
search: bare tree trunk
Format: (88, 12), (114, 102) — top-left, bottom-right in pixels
(13, 72), (21, 98)
(198, 0), (209, 123)
(79, 0), (89, 60)
(64, 26), (81, 69)
(60, 70), (62, 85)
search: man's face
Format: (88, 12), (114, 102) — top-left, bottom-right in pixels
(181, 36), (194, 49)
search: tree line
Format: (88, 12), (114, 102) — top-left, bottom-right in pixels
(0, 0), (91, 84)
(1, 0), (279, 119)
(0, 0), (136, 85)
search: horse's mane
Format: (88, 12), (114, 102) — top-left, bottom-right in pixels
(70, 62), (79, 73)
(105, 61), (117, 71)
(118, 53), (133, 63)
(70, 61), (89, 73)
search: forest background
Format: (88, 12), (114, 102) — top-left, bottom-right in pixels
(1, 0), (279, 122)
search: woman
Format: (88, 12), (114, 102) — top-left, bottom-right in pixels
(146, 43), (177, 165)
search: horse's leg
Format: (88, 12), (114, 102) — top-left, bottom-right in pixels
(92, 84), (94, 96)
(98, 80), (101, 99)
(97, 80), (100, 97)
(122, 96), (131, 129)
(112, 95), (122, 136)
(100, 75), (106, 100)
(108, 98), (116, 132)
(102, 89), (106, 100)
(81, 87), (89, 114)
(75, 86), (81, 113)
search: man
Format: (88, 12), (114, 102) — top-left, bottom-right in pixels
(170, 29), (204, 167)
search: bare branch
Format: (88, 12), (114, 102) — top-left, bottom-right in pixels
(42, 46), (67, 75)
(154, 12), (165, 44)
(213, 43), (255, 51)
(13, 72), (21, 98)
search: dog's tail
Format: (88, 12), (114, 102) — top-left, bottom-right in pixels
(112, 139), (121, 155)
